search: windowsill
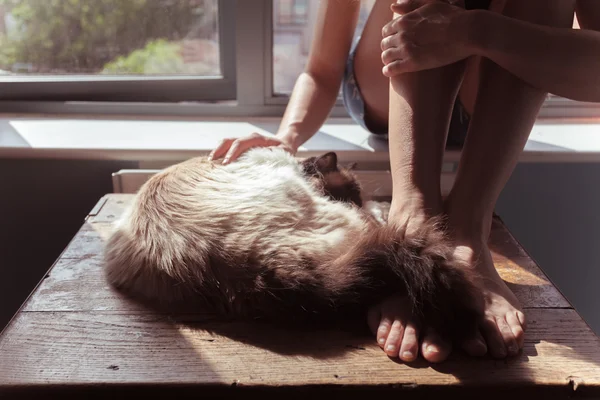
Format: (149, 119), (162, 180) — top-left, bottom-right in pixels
(1, 115), (600, 165)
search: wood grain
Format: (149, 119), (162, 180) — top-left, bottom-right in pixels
(1, 194), (599, 399)
(1, 310), (599, 387)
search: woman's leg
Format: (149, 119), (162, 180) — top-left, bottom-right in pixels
(355, 1), (484, 363)
(445, 0), (576, 358)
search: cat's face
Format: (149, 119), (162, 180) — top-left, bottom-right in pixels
(300, 152), (363, 207)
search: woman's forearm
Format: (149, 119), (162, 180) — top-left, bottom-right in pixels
(276, 72), (341, 153)
(274, 0), (359, 152)
(469, 10), (600, 102)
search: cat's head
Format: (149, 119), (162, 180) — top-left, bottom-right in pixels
(300, 152), (363, 207)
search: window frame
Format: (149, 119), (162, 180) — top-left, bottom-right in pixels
(0, 0), (237, 103)
(0, 0), (597, 120)
(274, 0), (309, 27)
(262, 0), (348, 116)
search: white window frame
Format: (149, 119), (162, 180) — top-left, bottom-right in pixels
(0, 0), (237, 103)
(0, 0), (597, 119)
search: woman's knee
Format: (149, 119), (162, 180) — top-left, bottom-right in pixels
(502, 0), (575, 28)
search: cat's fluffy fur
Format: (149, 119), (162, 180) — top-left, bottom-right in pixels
(104, 148), (481, 339)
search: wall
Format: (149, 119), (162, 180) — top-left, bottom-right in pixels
(0, 158), (136, 330)
(497, 162), (600, 335)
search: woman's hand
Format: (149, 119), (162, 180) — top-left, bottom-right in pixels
(381, 0), (476, 76)
(208, 132), (295, 164)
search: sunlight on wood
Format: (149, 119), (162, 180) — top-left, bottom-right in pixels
(494, 260), (549, 286)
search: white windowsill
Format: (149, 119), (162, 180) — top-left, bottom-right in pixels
(1, 115), (599, 165)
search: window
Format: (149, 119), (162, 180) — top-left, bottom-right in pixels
(275, 0), (308, 26)
(0, 0), (235, 102)
(272, 0), (375, 95)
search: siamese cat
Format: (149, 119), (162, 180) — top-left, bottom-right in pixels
(104, 148), (481, 340)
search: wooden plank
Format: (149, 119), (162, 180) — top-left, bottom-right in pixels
(2, 193), (598, 399)
(22, 257), (146, 313)
(0, 310), (599, 396)
(489, 217), (530, 259)
(86, 194), (131, 224)
(495, 257), (570, 308)
(60, 222), (110, 261)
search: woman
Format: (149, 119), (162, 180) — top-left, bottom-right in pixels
(210, 0), (589, 363)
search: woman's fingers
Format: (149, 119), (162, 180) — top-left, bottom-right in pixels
(380, 34), (399, 51)
(208, 138), (234, 161)
(390, 0), (439, 16)
(381, 1), (472, 74)
(381, 46), (402, 64)
(382, 59), (415, 77)
(391, 0), (465, 16)
(223, 137), (265, 164)
(222, 140), (244, 164)
(384, 0), (467, 38)
(210, 133), (291, 165)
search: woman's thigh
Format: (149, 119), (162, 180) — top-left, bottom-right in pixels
(350, 0), (495, 134)
(350, 0), (396, 133)
(460, 0), (575, 114)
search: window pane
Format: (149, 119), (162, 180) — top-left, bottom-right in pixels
(273, 0), (375, 95)
(0, 0), (220, 76)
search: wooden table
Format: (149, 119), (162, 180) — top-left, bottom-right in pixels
(1, 194), (599, 399)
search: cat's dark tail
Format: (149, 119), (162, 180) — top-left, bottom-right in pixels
(261, 218), (484, 340)
(330, 218), (484, 340)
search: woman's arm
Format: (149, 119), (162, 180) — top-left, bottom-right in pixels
(382, 0), (600, 102)
(276, 1), (361, 151)
(472, 10), (600, 102)
(210, 1), (360, 163)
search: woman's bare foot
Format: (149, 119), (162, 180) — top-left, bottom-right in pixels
(446, 207), (526, 358)
(367, 294), (452, 363)
(368, 202), (455, 364)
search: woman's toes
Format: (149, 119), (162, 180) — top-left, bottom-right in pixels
(421, 330), (452, 363)
(516, 310), (527, 330)
(480, 317), (507, 358)
(376, 316), (393, 348)
(384, 319), (405, 357)
(496, 316), (519, 356)
(506, 311), (525, 349)
(399, 323), (419, 362)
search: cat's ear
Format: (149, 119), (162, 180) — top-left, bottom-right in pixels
(300, 156), (316, 166)
(300, 156), (318, 175)
(316, 152), (338, 173)
(346, 162), (358, 171)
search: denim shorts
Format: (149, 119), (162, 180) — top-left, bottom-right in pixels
(341, 0), (490, 149)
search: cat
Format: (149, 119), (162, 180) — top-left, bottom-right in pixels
(103, 148), (482, 341)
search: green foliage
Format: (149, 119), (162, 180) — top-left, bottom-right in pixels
(102, 39), (217, 75)
(0, 0), (204, 73)
(102, 39), (181, 75)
